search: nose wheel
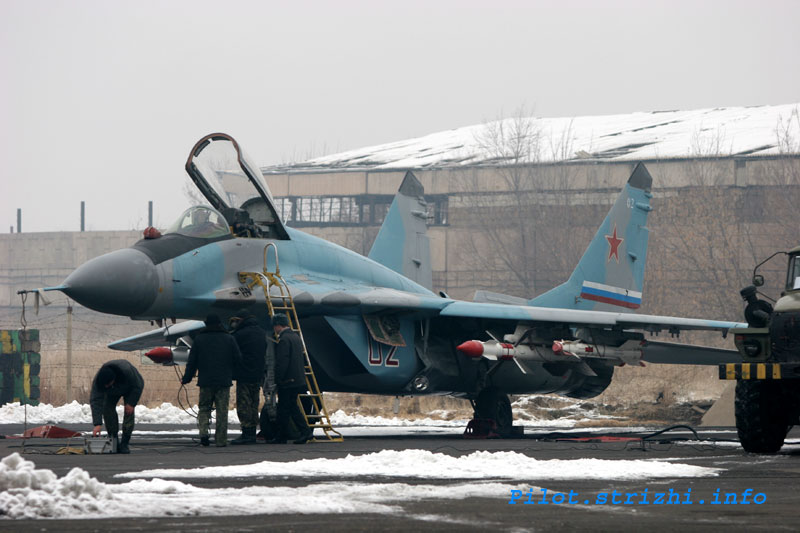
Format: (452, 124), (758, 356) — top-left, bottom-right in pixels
(474, 386), (513, 437)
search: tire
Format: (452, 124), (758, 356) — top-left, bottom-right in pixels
(734, 380), (790, 453)
(475, 387), (513, 437)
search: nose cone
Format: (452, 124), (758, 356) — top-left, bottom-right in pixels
(62, 248), (158, 316)
(456, 340), (484, 358)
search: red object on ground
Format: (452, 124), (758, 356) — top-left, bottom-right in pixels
(145, 347), (173, 364)
(22, 425), (82, 438)
(143, 226), (162, 239)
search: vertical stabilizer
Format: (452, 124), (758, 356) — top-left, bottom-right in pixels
(530, 163), (653, 311)
(368, 171), (433, 290)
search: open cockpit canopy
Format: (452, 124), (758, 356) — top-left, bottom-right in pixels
(185, 133), (289, 239)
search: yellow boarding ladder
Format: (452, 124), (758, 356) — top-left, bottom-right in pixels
(238, 243), (343, 442)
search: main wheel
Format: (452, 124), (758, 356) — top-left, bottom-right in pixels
(734, 380), (790, 453)
(475, 386), (513, 437)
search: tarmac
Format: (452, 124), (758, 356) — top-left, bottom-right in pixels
(1, 423), (799, 532)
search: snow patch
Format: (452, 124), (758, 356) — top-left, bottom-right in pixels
(0, 453), (516, 520)
(118, 449), (721, 481)
(0, 453), (115, 519)
(1, 401), (608, 429)
(0, 402), (237, 426)
(329, 409), (466, 427)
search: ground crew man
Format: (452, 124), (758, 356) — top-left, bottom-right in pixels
(90, 359), (144, 454)
(230, 308), (267, 445)
(181, 314), (242, 447)
(270, 314), (313, 444)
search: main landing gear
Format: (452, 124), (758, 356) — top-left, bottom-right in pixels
(469, 386), (514, 438)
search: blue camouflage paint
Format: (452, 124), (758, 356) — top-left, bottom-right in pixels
(367, 200), (405, 278)
(531, 179), (651, 311)
(170, 243), (226, 316)
(324, 315), (418, 388)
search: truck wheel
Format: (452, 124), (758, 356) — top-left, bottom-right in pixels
(734, 380), (790, 453)
(475, 387), (513, 437)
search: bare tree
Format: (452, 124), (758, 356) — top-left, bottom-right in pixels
(648, 117), (800, 324)
(447, 107), (586, 299)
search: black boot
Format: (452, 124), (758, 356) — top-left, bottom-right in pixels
(293, 428), (314, 445)
(118, 433), (131, 454)
(231, 427), (257, 445)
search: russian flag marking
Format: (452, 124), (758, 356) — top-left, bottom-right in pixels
(580, 281), (641, 309)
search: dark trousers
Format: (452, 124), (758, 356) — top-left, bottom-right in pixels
(103, 394), (134, 438)
(277, 386), (309, 439)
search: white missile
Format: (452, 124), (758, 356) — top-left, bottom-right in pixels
(552, 339), (645, 365)
(456, 339), (644, 365)
(456, 339), (577, 363)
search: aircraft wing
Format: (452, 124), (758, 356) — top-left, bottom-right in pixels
(638, 340), (740, 364)
(109, 320), (205, 351)
(110, 294), (741, 350)
(438, 300), (744, 334)
(436, 299), (744, 365)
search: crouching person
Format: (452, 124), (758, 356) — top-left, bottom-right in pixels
(181, 314), (242, 447)
(90, 359), (144, 454)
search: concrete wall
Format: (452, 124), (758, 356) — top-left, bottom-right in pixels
(0, 230), (141, 307)
(264, 157), (800, 196)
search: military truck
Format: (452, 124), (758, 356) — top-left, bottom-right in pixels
(723, 246), (800, 452)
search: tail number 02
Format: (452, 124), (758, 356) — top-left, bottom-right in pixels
(367, 338), (399, 367)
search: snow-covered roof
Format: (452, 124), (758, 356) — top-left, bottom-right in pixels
(266, 103), (800, 172)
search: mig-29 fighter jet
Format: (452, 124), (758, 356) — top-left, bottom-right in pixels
(47, 133), (745, 435)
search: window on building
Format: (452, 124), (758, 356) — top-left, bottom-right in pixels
(274, 194), (448, 227)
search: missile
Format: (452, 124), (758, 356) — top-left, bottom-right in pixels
(553, 339), (644, 365)
(457, 340), (515, 360)
(456, 340), (575, 363)
(144, 345), (190, 365)
(456, 338), (644, 365)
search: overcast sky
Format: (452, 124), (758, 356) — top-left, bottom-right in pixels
(2, 0), (798, 233)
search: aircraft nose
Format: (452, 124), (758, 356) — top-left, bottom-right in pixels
(62, 248), (158, 316)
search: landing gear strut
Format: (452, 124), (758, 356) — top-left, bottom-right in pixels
(473, 386), (513, 437)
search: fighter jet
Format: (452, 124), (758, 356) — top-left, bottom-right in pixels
(48, 133), (745, 434)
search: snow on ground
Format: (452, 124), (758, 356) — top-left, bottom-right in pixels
(118, 449), (720, 481)
(328, 409), (466, 427)
(511, 396), (622, 427)
(0, 449), (721, 520)
(0, 402), (237, 426)
(0, 401), (604, 429)
(0, 452), (516, 520)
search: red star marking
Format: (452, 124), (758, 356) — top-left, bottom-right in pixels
(606, 224), (623, 263)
